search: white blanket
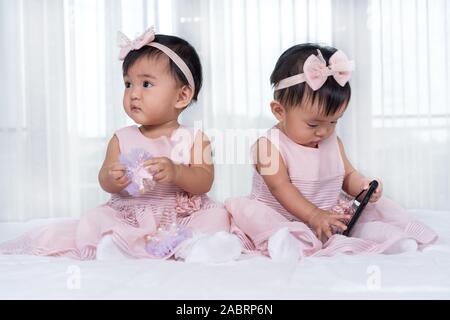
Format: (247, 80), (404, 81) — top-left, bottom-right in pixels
(0, 210), (449, 299)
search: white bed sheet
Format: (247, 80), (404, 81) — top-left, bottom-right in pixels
(0, 209), (449, 300)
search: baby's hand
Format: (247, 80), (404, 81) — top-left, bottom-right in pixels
(308, 208), (351, 240)
(360, 178), (383, 202)
(107, 162), (129, 189)
(144, 157), (180, 184)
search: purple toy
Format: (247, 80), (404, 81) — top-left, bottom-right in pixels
(145, 223), (193, 258)
(119, 148), (156, 196)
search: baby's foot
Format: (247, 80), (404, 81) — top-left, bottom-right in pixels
(173, 232), (206, 261)
(177, 231), (242, 263)
(96, 235), (129, 260)
(268, 227), (302, 262)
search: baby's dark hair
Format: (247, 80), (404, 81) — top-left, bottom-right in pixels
(122, 34), (203, 103)
(270, 43), (351, 115)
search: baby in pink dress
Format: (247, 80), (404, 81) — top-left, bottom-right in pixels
(0, 27), (241, 262)
(225, 43), (437, 260)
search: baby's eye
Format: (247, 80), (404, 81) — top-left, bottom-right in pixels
(307, 123), (318, 128)
(124, 81), (131, 88)
(143, 81), (153, 88)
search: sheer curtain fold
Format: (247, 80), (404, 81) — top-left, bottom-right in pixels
(334, 0), (450, 210)
(1, 0), (72, 221)
(0, 0), (448, 222)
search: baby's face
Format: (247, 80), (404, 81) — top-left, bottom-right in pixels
(282, 103), (346, 148)
(123, 55), (181, 125)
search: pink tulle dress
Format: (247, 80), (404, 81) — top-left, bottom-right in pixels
(0, 125), (230, 260)
(225, 127), (438, 257)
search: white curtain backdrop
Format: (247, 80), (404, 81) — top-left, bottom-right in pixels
(0, 0), (448, 222)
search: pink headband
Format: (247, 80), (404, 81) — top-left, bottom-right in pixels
(274, 49), (355, 91)
(118, 27), (195, 94)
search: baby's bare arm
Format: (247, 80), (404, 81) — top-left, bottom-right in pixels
(337, 137), (366, 197)
(98, 135), (129, 194)
(338, 137), (383, 201)
(173, 131), (214, 195)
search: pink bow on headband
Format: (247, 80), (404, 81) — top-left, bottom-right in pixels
(118, 27), (155, 61)
(274, 49), (355, 91)
(304, 49), (354, 90)
(117, 27), (196, 93)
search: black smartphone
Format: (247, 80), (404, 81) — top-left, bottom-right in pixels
(342, 180), (379, 236)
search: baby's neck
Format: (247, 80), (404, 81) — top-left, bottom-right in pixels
(139, 120), (180, 139)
